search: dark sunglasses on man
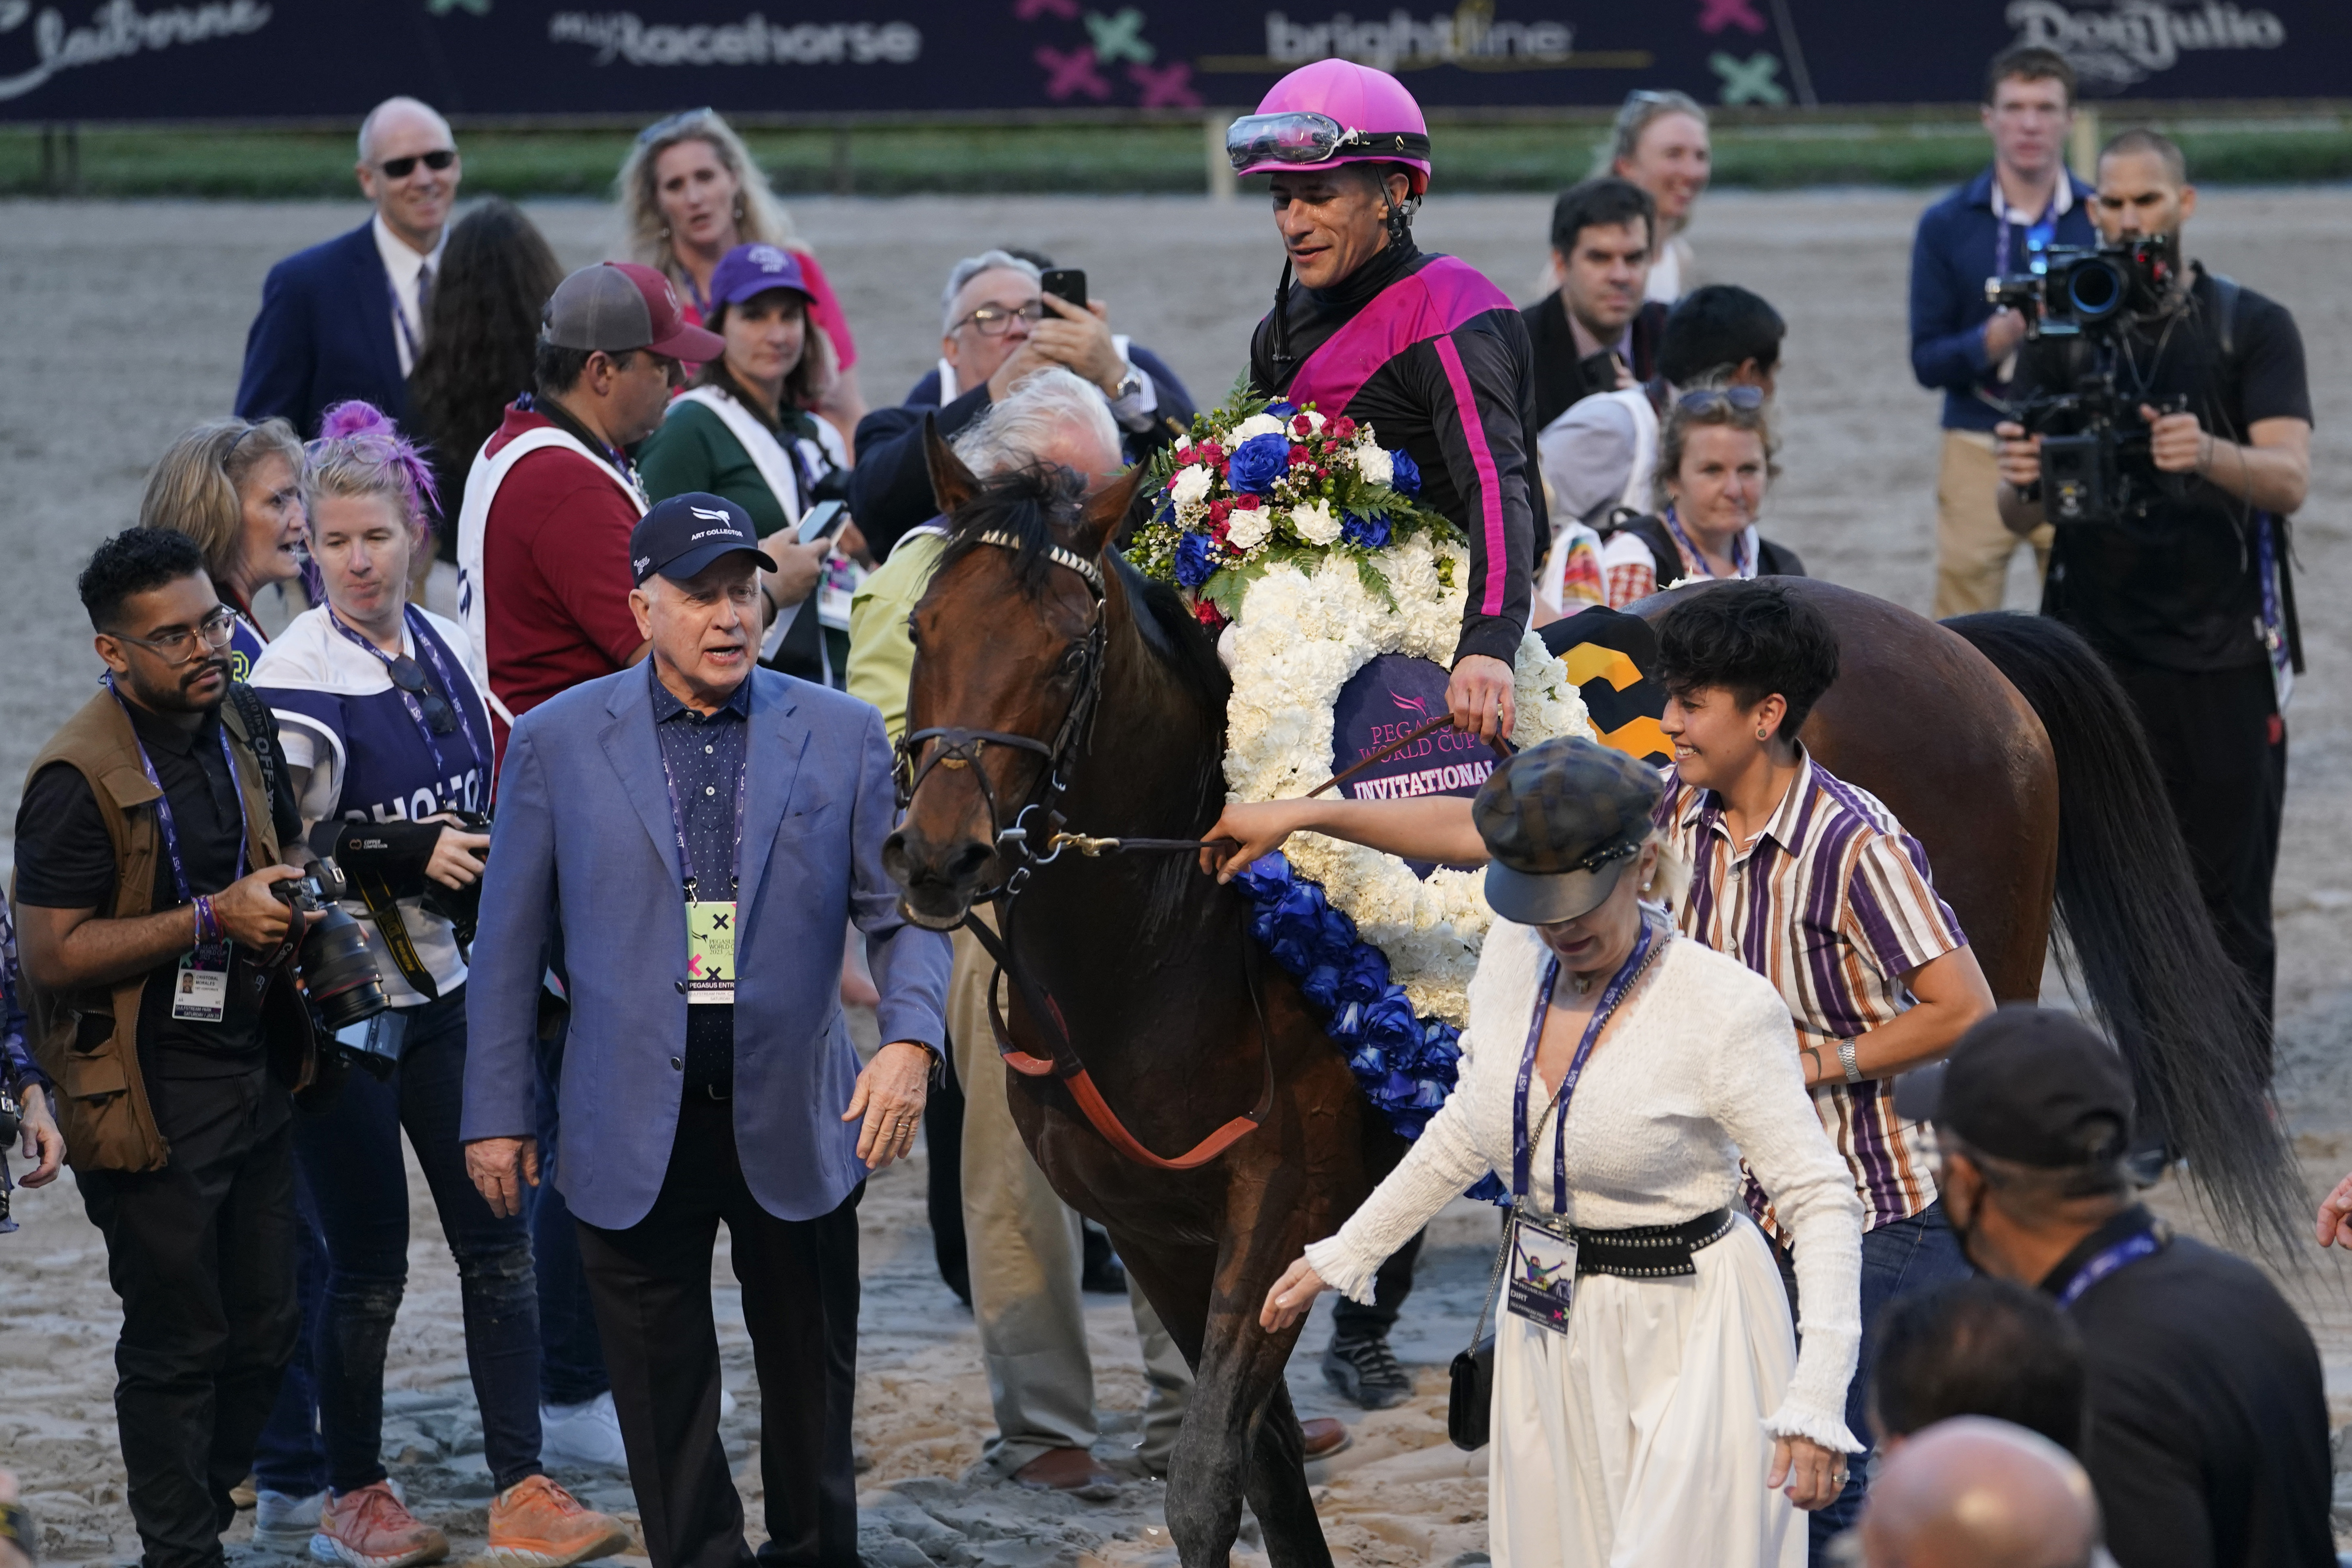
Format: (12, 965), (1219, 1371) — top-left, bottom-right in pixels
(385, 654), (460, 735)
(379, 149), (457, 180)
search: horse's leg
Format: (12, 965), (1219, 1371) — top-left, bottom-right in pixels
(1242, 1378), (1329, 1568)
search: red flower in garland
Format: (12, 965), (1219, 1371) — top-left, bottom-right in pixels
(1232, 493), (1262, 510)
(1292, 414), (1316, 437)
(1288, 442), (1312, 465)
(1194, 598), (1228, 632)
(1329, 415), (1358, 441)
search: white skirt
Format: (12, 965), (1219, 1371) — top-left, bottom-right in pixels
(1488, 1215), (1806, 1568)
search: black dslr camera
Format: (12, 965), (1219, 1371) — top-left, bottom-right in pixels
(273, 860), (392, 1047)
(417, 809), (491, 954)
(1986, 236), (2188, 529)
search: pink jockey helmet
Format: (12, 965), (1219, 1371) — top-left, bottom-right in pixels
(1229, 58), (1432, 195)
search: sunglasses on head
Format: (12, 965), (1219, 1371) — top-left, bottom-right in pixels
(386, 655), (459, 735)
(379, 149), (456, 180)
(636, 107), (716, 146)
(1675, 385), (1765, 413)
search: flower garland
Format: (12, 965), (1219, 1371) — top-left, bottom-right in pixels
(1136, 385), (1591, 1166)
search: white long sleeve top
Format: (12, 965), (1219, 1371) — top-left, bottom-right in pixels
(1305, 919), (1866, 1452)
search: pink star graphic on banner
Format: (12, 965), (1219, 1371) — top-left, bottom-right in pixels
(1037, 43), (1112, 100)
(1698, 0), (1767, 33)
(1129, 61), (1201, 109)
(1013, 0), (1079, 18)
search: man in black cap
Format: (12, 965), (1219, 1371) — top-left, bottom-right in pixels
(463, 492), (953, 1568)
(1906, 1008), (2333, 1568)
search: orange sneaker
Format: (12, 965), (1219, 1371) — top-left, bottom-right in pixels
(310, 1482), (449, 1568)
(484, 1475), (630, 1568)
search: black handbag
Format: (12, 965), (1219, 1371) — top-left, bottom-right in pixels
(1448, 1210), (1514, 1451)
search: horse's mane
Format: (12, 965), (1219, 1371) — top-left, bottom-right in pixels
(939, 463), (1230, 714)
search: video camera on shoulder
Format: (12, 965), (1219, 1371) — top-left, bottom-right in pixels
(1987, 235), (2190, 530)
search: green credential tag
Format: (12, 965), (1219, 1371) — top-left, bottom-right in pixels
(686, 901), (738, 1004)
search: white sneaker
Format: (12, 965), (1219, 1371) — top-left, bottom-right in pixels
(538, 1393), (629, 1475)
(253, 1489), (327, 1552)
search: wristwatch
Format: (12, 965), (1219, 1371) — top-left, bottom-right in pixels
(1838, 1039), (1863, 1084)
(1109, 365), (1145, 403)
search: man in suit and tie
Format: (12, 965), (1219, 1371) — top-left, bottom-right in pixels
(461, 493), (952, 1568)
(236, 96), (461, 438)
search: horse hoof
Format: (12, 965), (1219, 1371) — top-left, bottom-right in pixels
(1012, 1447), (1123, 1498)
(1300, 1417), (1350, 1460)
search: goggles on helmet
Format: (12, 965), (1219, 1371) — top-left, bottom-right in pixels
(1225, 111), (1432, 174)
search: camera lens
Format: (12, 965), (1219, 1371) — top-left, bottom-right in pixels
(2067, 258), (2126, 322)
(297, 904), (390, 1032)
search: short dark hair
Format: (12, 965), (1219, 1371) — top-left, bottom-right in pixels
(1549, 176), (1656, 257)
(1872, 1278), (2087, 1454)
(1984, 44), (2076, 109)
(533, 337), (639, 399)
(80, 526), (208, 632)
(1658, 285), (1785, 387)
(2100, 127), (2188, 186)
(1653, 580), (1839, 732)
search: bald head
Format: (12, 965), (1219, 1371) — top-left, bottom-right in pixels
(1861, 1418), (2100, 1568)
(356, 97), (461, 254)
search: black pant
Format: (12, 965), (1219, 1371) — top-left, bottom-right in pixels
(1331, 1227), (1422, 1339)
(576, 1097), (863, 1568)
(2110, 657), (2286, 1037)
(77, 1068), (298, 1568)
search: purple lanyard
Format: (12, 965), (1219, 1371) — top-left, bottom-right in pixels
(1512, 919), (1658, 1212)
(327, 606), (486, 790)
(1664, 506), (1748, 580)
(656, 721), (749, 904)
(2055, 1227), (2163, 1310)
(105, 679), (247, 918)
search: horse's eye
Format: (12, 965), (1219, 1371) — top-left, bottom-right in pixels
(1058, 645), (1087, 675)
(904, 615), (921, 649)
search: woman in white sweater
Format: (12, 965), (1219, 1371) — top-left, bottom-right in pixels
(1260, 737), (1863, 1567)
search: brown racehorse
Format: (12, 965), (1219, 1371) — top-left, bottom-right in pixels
(886, 436), (2295, 1567)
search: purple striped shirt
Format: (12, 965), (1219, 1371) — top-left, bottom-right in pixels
(1654, 748), (1966, 1233)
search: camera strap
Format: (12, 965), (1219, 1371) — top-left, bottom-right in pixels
(349, 867), (439, 1001)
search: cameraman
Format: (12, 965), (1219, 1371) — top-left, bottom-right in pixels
(249, 404), (628, 1568)
(12, 527), (316, 1568)
(1996, 130), (2312, 1027)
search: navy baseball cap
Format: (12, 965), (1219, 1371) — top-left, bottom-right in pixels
(629, 493), (777, 587)
(708, 243), (813, 312)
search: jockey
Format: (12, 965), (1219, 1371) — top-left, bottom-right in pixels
(1232, 61), (1546, 742)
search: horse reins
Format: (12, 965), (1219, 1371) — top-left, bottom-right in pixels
(894, 530), (1511, 1170)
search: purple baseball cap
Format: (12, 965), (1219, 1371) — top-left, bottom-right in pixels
(707, 243), (813, 312)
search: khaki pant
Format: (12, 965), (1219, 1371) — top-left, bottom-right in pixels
(1932, 429), (2053, 619)
(949, 917), (1191, 1474)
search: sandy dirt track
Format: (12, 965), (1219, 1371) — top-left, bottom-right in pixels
(2, 187), (2350, 1565)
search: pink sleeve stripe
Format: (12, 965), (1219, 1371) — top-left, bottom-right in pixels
(1432, 334), (1508, 618)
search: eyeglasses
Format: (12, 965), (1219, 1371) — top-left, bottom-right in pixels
(958, 301), (1046, 337)
(386, 655), (459, 735)
(636, 107), (716, 146)
(1675, 385), (1765, 414)
(379, 149), (456, 180)
(115, 607), (237, 666)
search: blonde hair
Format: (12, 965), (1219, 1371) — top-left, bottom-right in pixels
(1599, 89), (1710, 178)
(139, 416), (305, 587)
(618, 109), (799, 286)
(303, 402), (437, 550)
(1652, 385), (1780, 515)
(1638, 828), (1691, 913)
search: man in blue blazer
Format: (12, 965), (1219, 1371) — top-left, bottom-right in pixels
(462, 493), (951, 1568)
(235, 97), (462, 439)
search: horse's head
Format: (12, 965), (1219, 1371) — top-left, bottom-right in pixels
(884, 421), (1147, 928)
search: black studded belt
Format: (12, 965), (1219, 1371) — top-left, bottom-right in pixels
(1573, 1207), (1739, 1280)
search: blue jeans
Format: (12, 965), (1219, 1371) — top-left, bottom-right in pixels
(297, 988), (546, 1493)
(249, 1173), (329, 1495)
(1796, 1201), (1972, 1558)
(531, 1012), (611, 1408)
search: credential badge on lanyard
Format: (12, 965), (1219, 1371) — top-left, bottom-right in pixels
(1506, 921), (1659, 1334)
(110, 681), (247, 1023)
(661, 739), (746, 1006)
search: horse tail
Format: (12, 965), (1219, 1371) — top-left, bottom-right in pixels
(1943, 611), (2303, 1254)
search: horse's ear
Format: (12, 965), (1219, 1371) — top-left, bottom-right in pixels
(924, 414), (978, 517)
(1072, 461), (1149, 560)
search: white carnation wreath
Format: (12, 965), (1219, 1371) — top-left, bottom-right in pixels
(1219, 532), (1592, 1024)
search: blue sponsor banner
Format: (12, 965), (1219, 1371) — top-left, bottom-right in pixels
(2, 1), (2344, 119)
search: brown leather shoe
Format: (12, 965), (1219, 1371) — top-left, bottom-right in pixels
(1300, 1417), (1350, 1460)
(1011, 1447), (1121, 1496)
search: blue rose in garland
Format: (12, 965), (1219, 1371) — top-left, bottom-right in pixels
(1174, 529), (1218, 589)
(1340, 511), (1390, 549)
(1388, 448), (1421, 496)
(1227, 432), (1292, 495)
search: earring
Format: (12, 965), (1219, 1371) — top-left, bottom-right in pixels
(1756, 728), (1768, 740)
(660, 225), (671, 239)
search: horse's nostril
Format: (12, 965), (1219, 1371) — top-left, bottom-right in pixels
(946, 840), (993, 886)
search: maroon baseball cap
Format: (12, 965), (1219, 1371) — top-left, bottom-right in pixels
(543, 261), (723, 361)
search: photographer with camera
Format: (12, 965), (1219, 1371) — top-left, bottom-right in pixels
(11, 527), (319, 1568)
(247, 403), (628, 1568)
(1995, 130), (2312, 1031)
